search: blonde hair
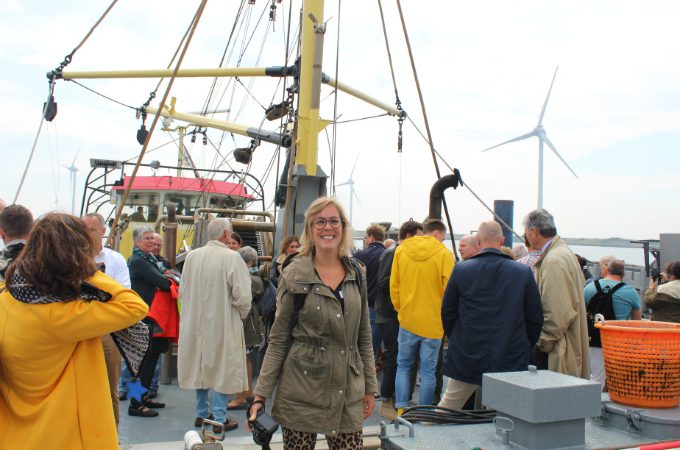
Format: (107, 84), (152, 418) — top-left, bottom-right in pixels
(299, 197), (353, 258)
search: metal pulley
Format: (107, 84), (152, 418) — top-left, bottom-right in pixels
(183, 418), (225, 449)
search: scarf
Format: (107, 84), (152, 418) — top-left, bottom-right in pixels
(5, 271), (149, 377)
(133, 247), (166, 274)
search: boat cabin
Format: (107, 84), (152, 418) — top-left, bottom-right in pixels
(110, 175), (255, 258)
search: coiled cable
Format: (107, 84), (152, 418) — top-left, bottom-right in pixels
(400, 405), (496, 425)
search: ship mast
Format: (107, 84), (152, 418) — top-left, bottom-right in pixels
(54, 0), (402, 247)
(279, 0), (329, 239)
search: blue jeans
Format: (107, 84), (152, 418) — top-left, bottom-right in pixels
(196, 389), (228, 423)
(394, 328), (441, 408)
(119, 357), (161, 393)
(369, 307), (383, 357)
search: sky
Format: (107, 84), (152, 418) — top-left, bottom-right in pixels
(1, 0), (679, 241)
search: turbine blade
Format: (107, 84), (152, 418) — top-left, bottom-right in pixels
(541, 134), (578, 178)
(353, 189), (361, 206)
(349, 155), (359, 179)
(336, 181), (350, 187)
(537, 65), (559, 127)
(70, 146), (81, 166)
(481, 131), (537, 152)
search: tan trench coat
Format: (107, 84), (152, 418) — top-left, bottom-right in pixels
(254, 254), (378, 436)
(534, 236), (590, 379)
(178, 240), (252, 394)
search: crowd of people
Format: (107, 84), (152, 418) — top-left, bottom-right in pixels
(0, 196), (679, 449)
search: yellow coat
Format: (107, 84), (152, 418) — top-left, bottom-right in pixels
(0, 271), (149, 450)
(390, 235), (455, 339)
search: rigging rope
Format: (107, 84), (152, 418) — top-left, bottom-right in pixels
(53, 0), (119, 74)
(137, 8), (195, 124)
(69, 80), (138, 111)
(334, 112), (390, 124)
(14, 79), (55, 203)
(19, 0), (120, 203)
(274, 0), (296, 238)
(377, 0), (405, 153)
(200, 0), (248, 117)
(107, 0), (209, 248)
(395, 0), (458, 256)
(330, 0), (343, 197)
(377, 0), (400, 101)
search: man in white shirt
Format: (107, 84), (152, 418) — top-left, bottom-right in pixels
(83, 212), (132, 426)
(83, 213), (131, 289)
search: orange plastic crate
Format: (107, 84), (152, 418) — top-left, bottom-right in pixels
(596, 320), (680, 408)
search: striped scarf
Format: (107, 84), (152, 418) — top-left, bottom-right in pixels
(5, 271), (149, 377)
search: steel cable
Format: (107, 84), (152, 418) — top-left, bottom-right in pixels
(395, 0), (458, 258)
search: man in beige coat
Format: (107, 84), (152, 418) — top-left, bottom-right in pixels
(178, 218), (252, 434)
(524, 209), (590, 379)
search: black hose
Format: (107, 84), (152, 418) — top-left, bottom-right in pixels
(400, 405), (496, 425)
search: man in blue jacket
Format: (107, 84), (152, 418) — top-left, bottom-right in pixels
(354, 224), (387, 356)
(439, 221), (543, 410)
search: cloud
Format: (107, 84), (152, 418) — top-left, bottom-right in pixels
(2, 0), (680, 243)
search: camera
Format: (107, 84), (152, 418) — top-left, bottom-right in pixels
(247, 403), (279, 449)
(651, 268), (663, 284)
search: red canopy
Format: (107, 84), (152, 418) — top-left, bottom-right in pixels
(112, 176), (253, 200)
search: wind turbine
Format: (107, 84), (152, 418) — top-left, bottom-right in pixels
(63, 151), (79, 214)
(337, 156), (361, 226)
(482, 66), (577, 208)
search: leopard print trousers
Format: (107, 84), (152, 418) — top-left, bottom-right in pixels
(282, 426), (363, 450)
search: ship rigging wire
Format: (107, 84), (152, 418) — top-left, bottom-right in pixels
(329, 0), (343, 197)
(39, 0), (464, 247)
(107, 0), (209, 247)
(14, 79), (54, 203)
(16, 0), (121, 203)
(395, 0), (458, 257)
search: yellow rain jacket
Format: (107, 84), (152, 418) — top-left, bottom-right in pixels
(0, 271), (148, 450)
(390, 235), (454, 339)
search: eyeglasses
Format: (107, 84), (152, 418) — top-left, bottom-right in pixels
(311, 217), (343, 229)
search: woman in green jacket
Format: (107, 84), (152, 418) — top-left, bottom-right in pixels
(251, 197), (377, 450)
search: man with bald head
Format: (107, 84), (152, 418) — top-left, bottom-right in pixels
(439, 221), (543, 410)
(458, 234), (479, 260)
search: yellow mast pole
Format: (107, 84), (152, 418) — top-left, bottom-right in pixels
(60, 66), (402, 117)
(145, 104), (291, 147)
(295, 0), (329, 177)
(59, 67), (270, 79)
(177, 126), (185, 177)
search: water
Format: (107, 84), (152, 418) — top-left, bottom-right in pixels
(566, 245), (647, 267)
(354, 240), (648, 267)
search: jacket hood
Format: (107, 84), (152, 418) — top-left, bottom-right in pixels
(399, 235), (447, 261)
(658, 279), (680, 299)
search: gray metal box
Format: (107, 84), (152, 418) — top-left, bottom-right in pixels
(483, 370), (602, 449)
(483, 370), (602, 422)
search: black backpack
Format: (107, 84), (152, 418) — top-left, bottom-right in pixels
(586, 280), (624, 347)
(256, 278), (277, 317)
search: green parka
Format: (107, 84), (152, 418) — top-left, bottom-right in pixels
(644, 279), (680, 323)
(254, 253), (378, 436)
